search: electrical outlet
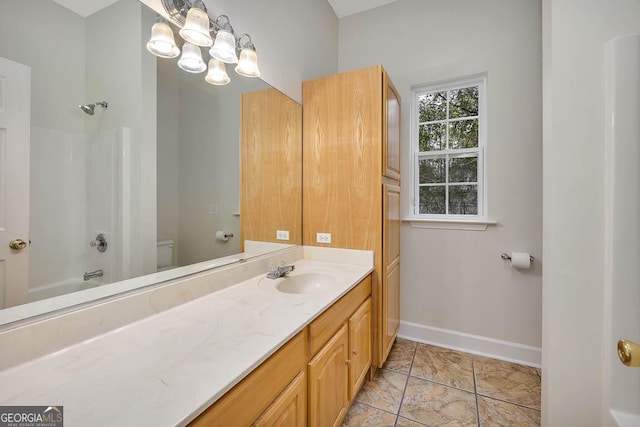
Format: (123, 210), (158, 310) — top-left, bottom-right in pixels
(208, 205), (218, 215)
(276, 230), (289, 241)
(316, 232), (331, 244)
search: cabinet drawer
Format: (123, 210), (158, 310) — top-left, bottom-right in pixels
(190, 329), (307, 427)
(308, 275), (371, 355)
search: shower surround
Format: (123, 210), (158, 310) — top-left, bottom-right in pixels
(28, 126), (131, 301)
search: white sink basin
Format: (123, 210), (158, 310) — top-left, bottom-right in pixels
(274, 273), (336, 294)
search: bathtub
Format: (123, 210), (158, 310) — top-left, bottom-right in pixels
(29, 278), (102, 302)
(604, 34), (640, 426)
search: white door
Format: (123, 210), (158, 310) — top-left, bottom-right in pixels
(0, 57), (30, 309)
(604, 34), (640, 426)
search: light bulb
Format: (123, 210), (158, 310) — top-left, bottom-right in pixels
(235, 47), (260, 78)
(177, 42), (207, 73)
(205, 59), (231, 85)
(179, 4), (213, 47)
(210, 29), (238, 64)
(146, 21), (180, 58)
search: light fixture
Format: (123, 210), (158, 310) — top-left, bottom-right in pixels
(210, 15), (238, 64)
(235, 34), (260, 78)
(205, 59), (231, 85)
(146, 18), (180, 58)
(178, 0), (213, 47)
(178, 42), (207, 73)
(147, 1), (260, 85)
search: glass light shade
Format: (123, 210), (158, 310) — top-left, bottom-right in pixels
(179, 6), (213, 47)
(210, 30), (238, 64)
(205, 59), (231, 85)
(146, 22), (180, 58)
(235, 48), (260, 78)
(177, 42), (207, 73)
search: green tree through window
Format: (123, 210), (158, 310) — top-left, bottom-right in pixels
(413, 77), (485, 217)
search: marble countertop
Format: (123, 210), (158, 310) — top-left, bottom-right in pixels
(0, 258), (372, 426)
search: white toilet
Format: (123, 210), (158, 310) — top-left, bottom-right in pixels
(157, 240), (176, 271)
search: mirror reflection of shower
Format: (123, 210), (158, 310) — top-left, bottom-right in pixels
(79, 101), (108, 116)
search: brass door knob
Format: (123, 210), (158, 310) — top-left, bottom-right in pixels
(8, 239), (27, 250)
(617, 339), (640, 367)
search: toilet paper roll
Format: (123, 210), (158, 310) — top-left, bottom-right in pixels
(510, 252), (531, 269)
(215, 231), (231, 242)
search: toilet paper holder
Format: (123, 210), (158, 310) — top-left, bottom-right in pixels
(500, 253), (534, 262)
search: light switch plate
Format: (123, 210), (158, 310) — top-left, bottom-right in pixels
(316, 232), (331, 244)
(276, 230), (289, 240)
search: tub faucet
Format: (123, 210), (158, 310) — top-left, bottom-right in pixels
(84, 269), (103, 281)
(267, 264), (295, 279)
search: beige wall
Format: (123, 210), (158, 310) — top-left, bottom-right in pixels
(338, 0), (543, 358)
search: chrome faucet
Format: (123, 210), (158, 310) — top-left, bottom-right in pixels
(267, 264), (295, 279)
(89, 233), (108, 253)
(84, 269), (103, 281)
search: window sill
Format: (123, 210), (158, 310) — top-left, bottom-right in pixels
(402, 217), (498, 231)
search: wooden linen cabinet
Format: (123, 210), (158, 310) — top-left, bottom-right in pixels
(303, 65), (401, 369)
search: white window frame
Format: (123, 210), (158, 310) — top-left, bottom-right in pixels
(408, 74), (492, 227)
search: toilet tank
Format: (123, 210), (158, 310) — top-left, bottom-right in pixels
(157, 240), (175, 271)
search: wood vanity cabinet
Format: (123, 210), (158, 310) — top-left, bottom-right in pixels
(189, 331), (308, 427)
(308, 324), (349, 427)
(303, 65), (401, 368)
(348, 297), (372, 400)
(307, 277), (372, 427)
(253, 371), (307, 427)
(189, 275), (372, 427)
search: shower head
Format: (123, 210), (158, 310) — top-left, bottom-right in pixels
(80, 104), (96, 115)
(79, 101), (108, 116)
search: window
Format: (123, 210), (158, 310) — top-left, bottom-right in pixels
(411, 75), (486, 219)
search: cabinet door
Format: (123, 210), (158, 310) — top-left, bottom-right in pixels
(254, 372), (306, 427)
(382, 183), (401, 362)
(348, 298), (372, 400)
(384, 262), (400, 360)
(308, 324), (349, 427)
(383, 72), (401, 180)
(302, 66), (382, 249)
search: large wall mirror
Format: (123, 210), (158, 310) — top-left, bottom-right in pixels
(0, 0), (302, 327)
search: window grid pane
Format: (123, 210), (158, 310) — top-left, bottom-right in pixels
(449, 87), (479, 119)
(419, 186), (446, 215)
(448, 184), (478, 215)
(417, 150), (479, 216)
(449, 119), (478, 149)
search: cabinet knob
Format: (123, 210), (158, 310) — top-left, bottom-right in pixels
(352, 349), (358, 355)
(345, 359), (350, 365)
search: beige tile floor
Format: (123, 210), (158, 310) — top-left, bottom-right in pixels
(343, 338), (541, 427)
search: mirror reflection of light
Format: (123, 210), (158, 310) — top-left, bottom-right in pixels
(205, 59), (231, 85)
(177, 42), (207, 73)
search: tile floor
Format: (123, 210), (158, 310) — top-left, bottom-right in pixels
(343, 338), (541, 427)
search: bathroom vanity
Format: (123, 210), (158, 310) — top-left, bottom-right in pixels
(0, 246), (373, 426)
(190, 275), (371, 427)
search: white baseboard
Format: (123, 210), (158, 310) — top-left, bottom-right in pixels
(398, 321), (542, 368)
